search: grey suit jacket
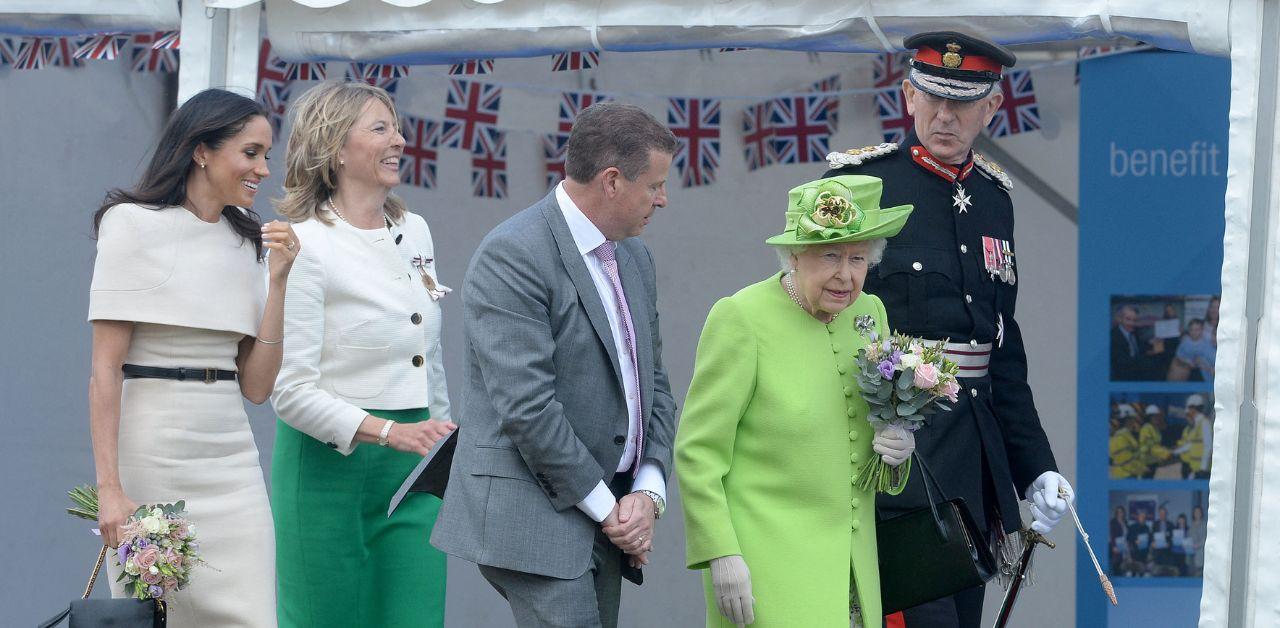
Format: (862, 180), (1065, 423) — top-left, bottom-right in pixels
(430, 190), (677, 580)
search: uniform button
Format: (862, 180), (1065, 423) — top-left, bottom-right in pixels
(970, 388), (979, 397)
(846, 408), (856, 418)
(912, 261), (923, 271)
(411, 313), (423, 325)
(412, 355), (425, 367)
(614, 435), (626, 445)
(851, 497), (861, 508)
(970, 339), (979, 349)
(848, 431), (858, 441)
(960, 244), (968, 254)
(965, 295), (973, 304)
(852, 520), (860, 531)
(843, 386), (853, 397)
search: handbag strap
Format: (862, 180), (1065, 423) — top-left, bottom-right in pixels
(84, 544), (108, 599)
(909, 452), (952, 542)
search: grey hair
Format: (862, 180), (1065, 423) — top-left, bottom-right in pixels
(774, 238), (888, 272)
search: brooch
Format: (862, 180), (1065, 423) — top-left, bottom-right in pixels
(411, 255), (452, 301)
(854, 314), (877, 337)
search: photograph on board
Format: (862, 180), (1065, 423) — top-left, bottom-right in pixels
(1109, 392), (1214, 480)
(1108, 489), (1208, 579)
(1110, 294), (1219, 382)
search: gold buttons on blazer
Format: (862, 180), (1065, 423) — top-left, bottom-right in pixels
(411, 313), (422, 325)
(412, 355), (425, 367)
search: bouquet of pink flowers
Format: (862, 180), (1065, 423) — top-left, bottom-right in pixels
(852, 327), (961, 492)
(66, 485), (205, 602)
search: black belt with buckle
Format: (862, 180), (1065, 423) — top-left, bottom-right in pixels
(122, 364), (238, 384)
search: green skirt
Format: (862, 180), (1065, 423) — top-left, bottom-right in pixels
(272, 408), (446, 628)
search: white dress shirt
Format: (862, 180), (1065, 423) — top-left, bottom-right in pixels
(556, 183), (666, 522)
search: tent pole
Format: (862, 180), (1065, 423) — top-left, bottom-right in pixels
(176, 1), (260, 106)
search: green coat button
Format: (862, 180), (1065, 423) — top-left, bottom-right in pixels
(851, 498), (861, 508)
(837, 365), (847, 374)
(852, 520), (860, 531)
(848, 431), (858, 441)
(843, 386), (853, 397)
(832, 344), (841, 353)
(846, 408), (856, 418)
(850, 453), (860, 464)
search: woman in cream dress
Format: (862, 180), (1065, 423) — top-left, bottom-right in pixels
(87, 89), (299, 626)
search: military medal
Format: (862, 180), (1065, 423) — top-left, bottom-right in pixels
(411, 254), (452, 301)
(952, 184), (972, 214)
(982, 236), (1016, 285)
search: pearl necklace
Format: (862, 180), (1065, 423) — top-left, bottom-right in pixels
(783, 271), (838, 322)
(327, 197), (391, 230)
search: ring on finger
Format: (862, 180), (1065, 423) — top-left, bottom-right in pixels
(285, 240), (296, 251)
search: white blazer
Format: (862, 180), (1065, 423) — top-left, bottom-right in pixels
(272, 208), (452, 455)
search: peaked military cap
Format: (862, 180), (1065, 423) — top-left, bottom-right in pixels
(903, 31), (1017, 101)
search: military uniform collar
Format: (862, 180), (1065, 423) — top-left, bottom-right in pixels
(906, 131), (975, 184)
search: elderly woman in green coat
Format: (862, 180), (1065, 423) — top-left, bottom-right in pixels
(676, 175), (917, 627)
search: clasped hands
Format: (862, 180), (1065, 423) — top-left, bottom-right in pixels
(602, 491), (657, 569)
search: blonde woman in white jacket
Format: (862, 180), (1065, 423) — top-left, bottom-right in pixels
(270, 80), (455, 628)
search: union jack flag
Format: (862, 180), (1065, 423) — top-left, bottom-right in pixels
(471, 127), (508, 199)
(351, 63), (409, 81)
(558, 91), (610, 133)
(441, 79), (501, 151)
(769, 95), (833, 164)
(257, 40), (291, 138)
(741, 101), (774, 171)
(74, 34), (128, 61)
(986, 69), (1040, 138)
(668, 97), (720, 188)
(542, 133), (569, 191)
(130, 32), (177, 73)
(449, 58), (495, 75)
(873, 52), (913, 143)
(809, 74), (841, 130)
(43, 37), (82, 67)
(552, 51), (599, 72)
(151, 31), (180, 50)
(400, 114), (440, 189)
(343, 64), (400, 94)
(13, 37), (81, 69)
(284, 61), (326, 81)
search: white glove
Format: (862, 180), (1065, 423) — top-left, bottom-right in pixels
(1025, 471), (1074, 534)
(710, 555), (755, 626)
(872, 424), (915, 467)
(1173, 444), (1191, 454)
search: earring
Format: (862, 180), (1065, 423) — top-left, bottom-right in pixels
(199, 162), (206, 169)
(339, 159), (345, 166)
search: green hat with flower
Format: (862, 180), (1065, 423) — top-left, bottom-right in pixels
(764, 175), (914, 246)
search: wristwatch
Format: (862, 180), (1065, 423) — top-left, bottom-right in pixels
(635, 489), (665, 520)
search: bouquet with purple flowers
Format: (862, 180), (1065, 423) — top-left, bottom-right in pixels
(66, 485), (206, 602)
(852, 328), (961, 492)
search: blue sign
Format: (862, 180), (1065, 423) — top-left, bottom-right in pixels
(1077, 51), (1227, 627)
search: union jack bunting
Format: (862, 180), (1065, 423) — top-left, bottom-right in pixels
(769, 95), (834, 164)
(557, 91), (610, 133)
(0, 37), (16, 66)
(668, 97), (721, 188)
(1075, 45), (1127, 84)
(449, 59), (495, 75)
(471, 127), (508, 199)
(741, 101), (774, 171)
(43, 37), (82, 67)
(552, 51), (599, 72)
(873, 52), (913, 143)
(351, 63), (409, 81)
(74, 34), (127, 61)
(809, 74), (841, 130)
(342, 64), (399, 94)
(542, 133), (570, 191)
(284, 61), (326, 81)
(130, 32), (178, 73)
(986, 69), (1040, 138)
(151, 31), (180, 50)
(441, 79), (501, 151)
(10, 37), (46, 70)
(400, 114), (440, 189)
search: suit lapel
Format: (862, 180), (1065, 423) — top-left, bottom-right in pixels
(615, 243), (654, 422)
(539, 196), (625, 388)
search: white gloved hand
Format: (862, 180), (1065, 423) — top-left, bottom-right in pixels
(710, 555), (755, 626)
(1025, 471), (1074, 534)
(872, 424), (915, 467)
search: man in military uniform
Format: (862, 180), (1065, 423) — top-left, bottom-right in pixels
(823, 31), (1073, 627)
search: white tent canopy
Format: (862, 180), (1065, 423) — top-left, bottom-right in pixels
(5, 2), (1279, 626)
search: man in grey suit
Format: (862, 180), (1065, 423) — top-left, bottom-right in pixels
(430, 103), (680, 628)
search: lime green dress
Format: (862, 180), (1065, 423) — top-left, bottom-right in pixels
(676, 274), (906, 626)
(272, 407), (445, 628)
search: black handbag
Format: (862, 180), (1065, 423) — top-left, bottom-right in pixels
(39, 545), (166, 628)
(875, 452), (998, 615)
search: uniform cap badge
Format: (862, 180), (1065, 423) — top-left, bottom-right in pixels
(942, 42), (963, 68)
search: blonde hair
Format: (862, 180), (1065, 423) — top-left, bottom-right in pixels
(275, 80), (407, 224)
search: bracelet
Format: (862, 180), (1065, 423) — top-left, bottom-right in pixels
(377, 419), (393, 447)
(255, 336), (283, 345)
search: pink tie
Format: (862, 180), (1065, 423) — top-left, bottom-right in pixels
(593, 241), (644, 474)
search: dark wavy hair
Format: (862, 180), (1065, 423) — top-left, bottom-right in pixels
(93, 89), (269, 259)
